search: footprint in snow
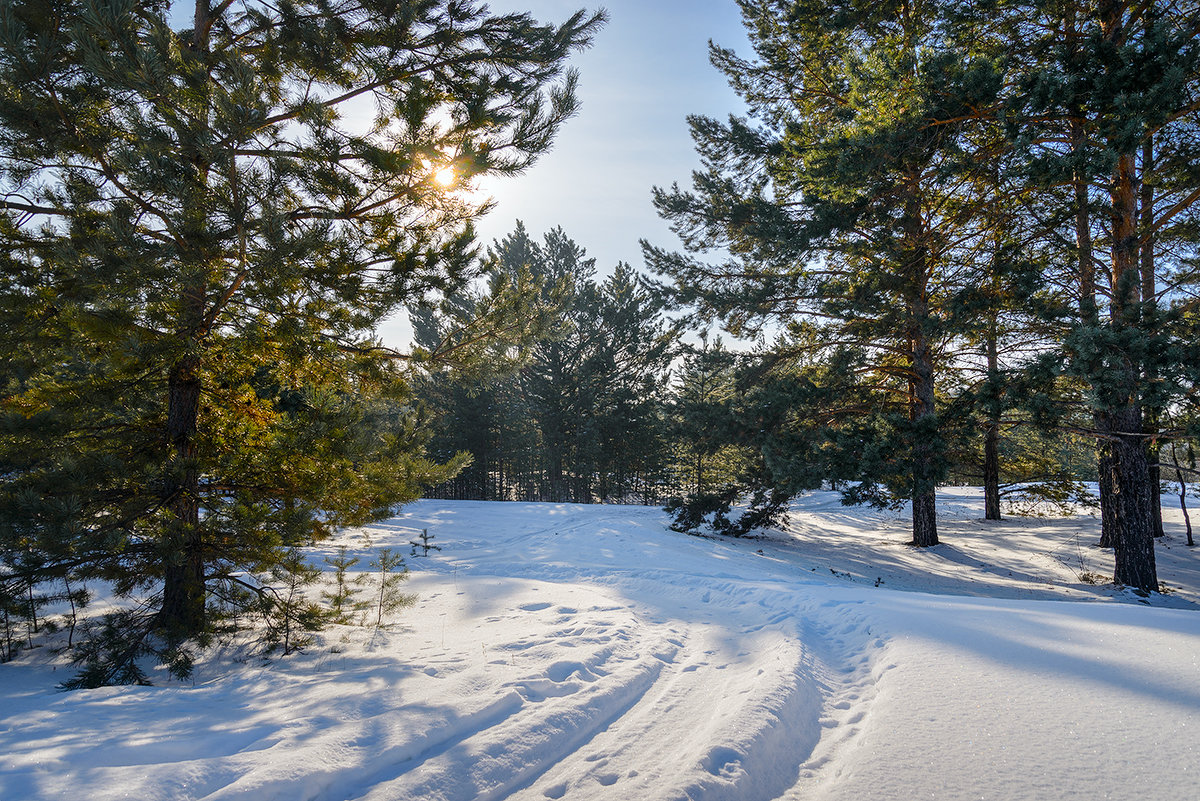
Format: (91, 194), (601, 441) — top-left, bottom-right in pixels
(702, 746), (744, 778)
(519, 601), (552, 612)
(547, 660), (595, 682)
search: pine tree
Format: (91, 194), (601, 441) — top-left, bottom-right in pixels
(0, 0), (603, 680)
(418, 223), (677, 503)
(321, 546), (369, 624)
(669, 337), (744, 500)
(1007, 0), (1200, 591)
(586, 263), (676, 502)
(369, 547), (415, 628)
(646, 0), (1011, 546)
(516, 226), (597, 502)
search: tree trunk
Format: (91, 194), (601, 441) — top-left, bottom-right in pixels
(1067, 7), (1121, 553)
(1098, 445), (1117, 548)
(160, 353), (206, 637)
(1105, 408), (1157, 589)
(983, 422), (1001, 521)
(1140, 134), (1164, 538)
(1169, 445), (1194, 547)
(160, 0), (214, 637)
(1104, 109), (1158, 591)
(910, 338), (939, 547)
(983, 321), (1001, 521)
(905, 186), (938, 548)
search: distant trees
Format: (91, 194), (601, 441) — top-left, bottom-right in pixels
(0, 0), (603, 679)
(419, 224), (677, 503)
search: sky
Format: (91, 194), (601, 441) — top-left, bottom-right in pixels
(171, 1), (754, 347)
(378, 0), (753, 345)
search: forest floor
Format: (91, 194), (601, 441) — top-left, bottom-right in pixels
(2, 488), (1198, 800)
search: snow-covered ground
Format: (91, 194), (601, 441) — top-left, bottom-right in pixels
(2, 488), (1198, 800)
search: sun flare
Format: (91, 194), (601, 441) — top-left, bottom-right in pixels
(433, 166), (456, 187)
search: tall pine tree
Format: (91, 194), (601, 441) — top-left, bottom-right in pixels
(1008, 0), (1200, 591)
(646, 0), (1011, 546)
(0, 0), (603, 677)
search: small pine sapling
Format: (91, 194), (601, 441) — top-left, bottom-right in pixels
(1170, 442), (1195, 547)
(322, 546), (369, 624)
(261, 549), (327, 655)
(61, 578), (90, 648)
(370, 549), (417, 629)
(410, 529), (441, 557)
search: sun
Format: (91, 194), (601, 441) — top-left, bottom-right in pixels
(433, 165), (456, 187)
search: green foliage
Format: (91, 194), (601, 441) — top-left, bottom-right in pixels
(644, 0), (1024, 545)
(0, 0), (604, 682)
(409, 528), (440, 558)
(665, 484), (789, 538)
(321, 546), (369, 625)
(60, 608), (196, 690)
(644, 0), (1199, 568)
(256, 548), (326, 656)
(369, 548), (415, 629)
(419, 223), (678, 503)
(668, 338), (747, 497)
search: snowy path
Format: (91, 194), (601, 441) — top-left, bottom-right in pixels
(2, 492), (1198, 800)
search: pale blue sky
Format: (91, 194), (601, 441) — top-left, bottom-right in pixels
(470, 1), (750, 267)
(174, 2), (752, 344)
(378, 1), (752, 345)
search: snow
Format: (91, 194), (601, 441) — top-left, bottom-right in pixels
(2, 488), (1199, 800)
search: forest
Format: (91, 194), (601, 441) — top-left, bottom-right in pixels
(1, 2), (1199, 800)
(418, 0), (1200, 598)
(0, 0), (1197, 680)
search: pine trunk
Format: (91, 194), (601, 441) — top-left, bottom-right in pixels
(160, 353), (206, 637)
(1098, 444), (1117, 548)
(1141, 135), (1164, 538)
(910, 338), (939, 547)
(1067, 8), (1121, 552)
(160, 0), (212, 637)
(1105, 408), (1157, 589)
(1104, 123), (1158, 591)
(906, 186), (938, 548)
(984, 423), (1001, 521)
(983, 321), (1001, 521)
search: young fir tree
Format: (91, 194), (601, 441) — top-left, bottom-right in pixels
(645, 0), (1011, 546)
(0, 0), (603, 680)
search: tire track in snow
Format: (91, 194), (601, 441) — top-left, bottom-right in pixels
(497, 576), (886, 801)
(346, 649), (669, 801)
(367, 506), (895, 801)
(779, 597), (894, 799)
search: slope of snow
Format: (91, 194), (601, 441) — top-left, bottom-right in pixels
(1, 490), (1198, 800)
